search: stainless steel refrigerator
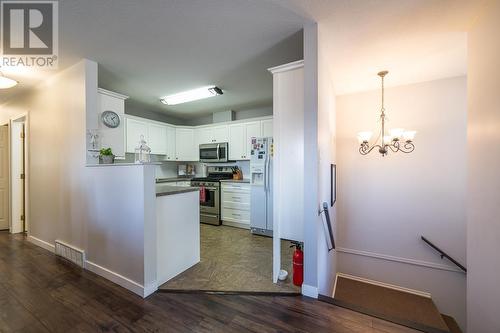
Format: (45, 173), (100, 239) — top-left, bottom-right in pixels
(250, 137), (273, 237)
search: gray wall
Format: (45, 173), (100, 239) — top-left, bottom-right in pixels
(467, 2), (500, 332)
(336, 76), (467, 327)
(182, 106), (273, 126)
(125, 99), (184, 125)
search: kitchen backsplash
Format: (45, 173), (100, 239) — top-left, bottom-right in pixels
(119, 153), (250, 180)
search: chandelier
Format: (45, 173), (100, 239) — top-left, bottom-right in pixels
(358, 71), (416, 156)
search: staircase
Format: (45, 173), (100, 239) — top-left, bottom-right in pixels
(331, 274), (462, 333)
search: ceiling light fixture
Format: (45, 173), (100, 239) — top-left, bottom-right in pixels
(160, 86), (223, 105)
(358, 71), (416, 156)
(0, 72), (18, 89)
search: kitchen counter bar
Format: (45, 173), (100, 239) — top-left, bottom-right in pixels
(156, 184), (199, 197)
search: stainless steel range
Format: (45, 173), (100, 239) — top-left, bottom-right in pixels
(191, 166), (233, 225)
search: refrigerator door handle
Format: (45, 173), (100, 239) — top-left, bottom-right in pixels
(263, 158), (267, 192)
(265, 155), (270, 192)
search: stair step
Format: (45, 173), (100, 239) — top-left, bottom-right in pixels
(332, 274), (450, 333)
(441, 314), (463, 333)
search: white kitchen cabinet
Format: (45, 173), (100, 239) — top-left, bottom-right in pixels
(175, 128), (197, 161)
(148, 123), (167, 155)
(228, 122), (262, 160)
(196, 125), (228, 145)
(126, 118), (148, 153)
(245, 121), (261, 159)
(221, 182), (251, 229)
(228, 124), (245, 160)
(212, 125), (229, 143)
(195, 127), (212, 146)
(261, 119), (273, 138)
(165, 125), (176, 161)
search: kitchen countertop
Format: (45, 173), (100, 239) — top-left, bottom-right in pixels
(220, 179), (250, 183)
(156, 177), (194, 183)
(156, 184), (199, 197)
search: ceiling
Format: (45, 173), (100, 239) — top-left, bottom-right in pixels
(0, 0), (306, 119)
(272, 0), (489, 95)
(0, 0), (488, 115)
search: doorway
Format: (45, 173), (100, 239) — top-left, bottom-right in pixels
(0, 125), (8, 230)
(10, 115), (27, 234)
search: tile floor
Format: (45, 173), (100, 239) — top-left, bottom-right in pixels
(160, 224), (300, 293)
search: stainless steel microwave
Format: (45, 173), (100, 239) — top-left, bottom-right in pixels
(199, 142), (229, 163)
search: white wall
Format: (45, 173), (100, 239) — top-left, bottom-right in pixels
(0, 60), (96, 250)
(336, 76), (467, 327)
(316, 23), (337, 296)
(302, 23), (319, 296)
(0, 60), (162, 297)
(467, 1), (500, 332)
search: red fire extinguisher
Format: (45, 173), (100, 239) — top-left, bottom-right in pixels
(291, 241), (303, 287)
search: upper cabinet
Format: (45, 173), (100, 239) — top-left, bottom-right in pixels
(212, 125), (229, 143)
(148, 123), (167, 155)
(165, 125), (176, 161)
(261, 119), (273, 137)
(196, 125), (229, 146)
(228, 124), (245, 161)
(229, 121), (263, 160)
(244, 121), (261, 159)
(124, 115), (272, 161)
(126, 118), (148, 153)
(98, 88), (129, 158)
(175, 128), (198, 161)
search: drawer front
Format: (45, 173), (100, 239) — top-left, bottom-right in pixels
(222, 207), (250, 222)
(222, 201), (250, 211)
(222, 191), (250, 204)
(221, 183), (250, 191)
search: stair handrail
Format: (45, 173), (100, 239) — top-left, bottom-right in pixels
(421, 236), (467, 273)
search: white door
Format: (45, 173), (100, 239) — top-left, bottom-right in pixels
(212, 125), (228, 143)
(244, 122), (261, 160)
(175, 128), (197, 161)
(126, 118), (148, 153)
(261, 119), (273, 137)
(165, 126), (176, 161)
(0, 126), (8, 230)
(148, 123), (167, 155)
(228, 124), (245, 160)
(10, 122), (24, 234)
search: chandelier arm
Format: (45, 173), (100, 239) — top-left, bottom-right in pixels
(398, 141), (415, 153)
(387, 140), (399, 153)
(359, 144), (382, 155)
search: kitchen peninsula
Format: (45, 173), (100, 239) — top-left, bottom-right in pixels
(86, 163), (200, 297)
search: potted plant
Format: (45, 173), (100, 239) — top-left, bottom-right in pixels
(99, 147), (115, 164)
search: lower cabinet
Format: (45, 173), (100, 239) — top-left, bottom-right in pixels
(221, 182), (251, 229)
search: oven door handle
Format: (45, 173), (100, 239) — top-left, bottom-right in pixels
(196, 187), (218, 191)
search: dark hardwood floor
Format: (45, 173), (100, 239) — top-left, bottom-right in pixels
(0, 231), (419, 332)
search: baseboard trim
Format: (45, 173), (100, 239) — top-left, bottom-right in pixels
(337, 247), (464, 273)
(301, 284), (318, 298)
(27, 235), (55, 253)
(334, 273), (432, 298)
(85, 260), (156, 298)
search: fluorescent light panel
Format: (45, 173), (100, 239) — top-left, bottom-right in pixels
(160, 86), (222, 105)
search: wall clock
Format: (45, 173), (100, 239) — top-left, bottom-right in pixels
(101, 110), (120, 128)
